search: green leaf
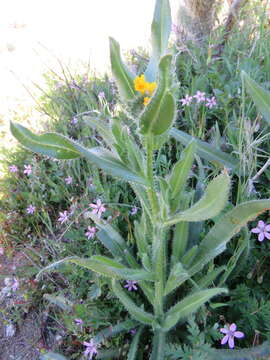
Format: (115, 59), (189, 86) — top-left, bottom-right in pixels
(145, 0), (172, 81)
(43, 294), (73, 312)
(205, 341), (270, 360)
(83, 113), (115, 147)
(36, 256), (154, 281)
(171, 221), (189, 266)
(169, 128), (239, 172)
(164, 172), (230, 226)
(40, 353), (68, 360)
(140, 55), (176, 136)
(164, 262), (190, 296)
(163, 288), (227, 331)
(93, 319), (138, 345)
(169, 141), (196, 203)
(127, 327), (144, 360)
(11, 122), (148, 185)
(189, 200), (270, 276)
(72, 256), (155, 281)
(109, 37), (136, 101)
(242, 70), (270, 126)
(111, 280), (155, 326)
(10, 122), (80, 159)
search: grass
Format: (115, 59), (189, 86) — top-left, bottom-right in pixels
(1, 1), (270, 358)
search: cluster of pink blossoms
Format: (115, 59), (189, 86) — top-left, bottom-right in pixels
(180, 91), (217, 109)
(9, 164), (32, 175)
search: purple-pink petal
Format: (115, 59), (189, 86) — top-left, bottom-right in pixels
(251, 227), (260, 233)
(264, 232), (270, 240)
(234, 331), (244, 338)
(221, 334), (229, 345)
(228, 336), (235, 349)
(258, 232), (265, 242)
(265, 225), (270, 231)
(229, 323), (237, 332)
(220, 327), (229, 334)
(258, 220), (265, 228)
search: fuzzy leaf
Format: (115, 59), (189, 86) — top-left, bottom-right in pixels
(164, 172), (230, 226)
(145, 0), (172, 81)
(242, 71), (270, 126)
(83, 113), (115, 147)
(109, 37), (136, 101)
(163, 288), (227, 331)
(169, 140), (196, 199)
(111, 280), (155, 326)
(169, 128), (239, 172)
(40, 353), (68, 360)
(93, 319), (138, 345)
(205, 341), (270, 359)
(10, 122), (80, 159)
(140, 55), (176, 136)
(127, 327), (144, 360)
(11, 122), (147, 185)
(164, 262), (190, 296)
(36, 256), (154, 281)
(189, 200), (270, 276)
(43, 294), (73, 312)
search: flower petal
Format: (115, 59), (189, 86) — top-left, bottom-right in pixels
(228, 336), (235, 349)
(265, 225), (270, 231)
(221, 334), (229, 345)
(258, 232), (265, 242)
(258, 220), (265, 229)
(264, 232), (270, 240)
(234, 331), (244, 338)
(251, 227), (260, 233)
(230, 323), (237, 332)
(220, 327), (229, 334)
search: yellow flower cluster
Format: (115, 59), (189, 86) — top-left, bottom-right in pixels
(134, 74), (157, 106)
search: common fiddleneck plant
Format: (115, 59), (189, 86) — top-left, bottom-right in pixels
(10, 1), (270, 358)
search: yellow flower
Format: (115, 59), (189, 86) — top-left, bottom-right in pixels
(146, 82), (157, 95)
(143, 97), (150, 106)
(134, 74), (148, 94)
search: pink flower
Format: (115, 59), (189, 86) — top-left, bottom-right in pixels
(9, 165), (18, 173)
(180, 94), (193, 106)
(85, 226), (97, 240)
(65, 176), (73, 185)
(98, 91), (105, 100)
(193, 91), (206, 103)
(124, 280), (138, 291)
(23, 164), (32, 176)
(205, 96), (217, 109)
(89, 199), (106, 218)
(26, 205), (36, 214)
(251, 220), (270, 242)
(0, 247), (4, 256)
(57, 211), (69, 224)
(220, 323), (244, 349)
(130, 207), (138, 215)
(83, 339), (98, 359)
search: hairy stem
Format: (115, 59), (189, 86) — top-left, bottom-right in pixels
(150, 330), (166, 360)
(146, 135), (159, 219)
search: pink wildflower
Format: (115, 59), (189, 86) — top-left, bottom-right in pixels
(85, 226), (97, 240)
(89, 199), (106, 218)
(0, 248), (4, 256)
(26, 205), (36, 214)
(58, 211), (69, 224)
(220, 323), (244, 349)
(124, 280), (138, 291)
(9, 165), (18, 173)
(251, 220), (270, 242)
(193, 91), (206, 103)
(83, 339), (98, 359)
(180, 94), (193, 106)
(205, 96), (217, 109)
(65, 176), (73, 185)
(23, 164), (32, 176)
